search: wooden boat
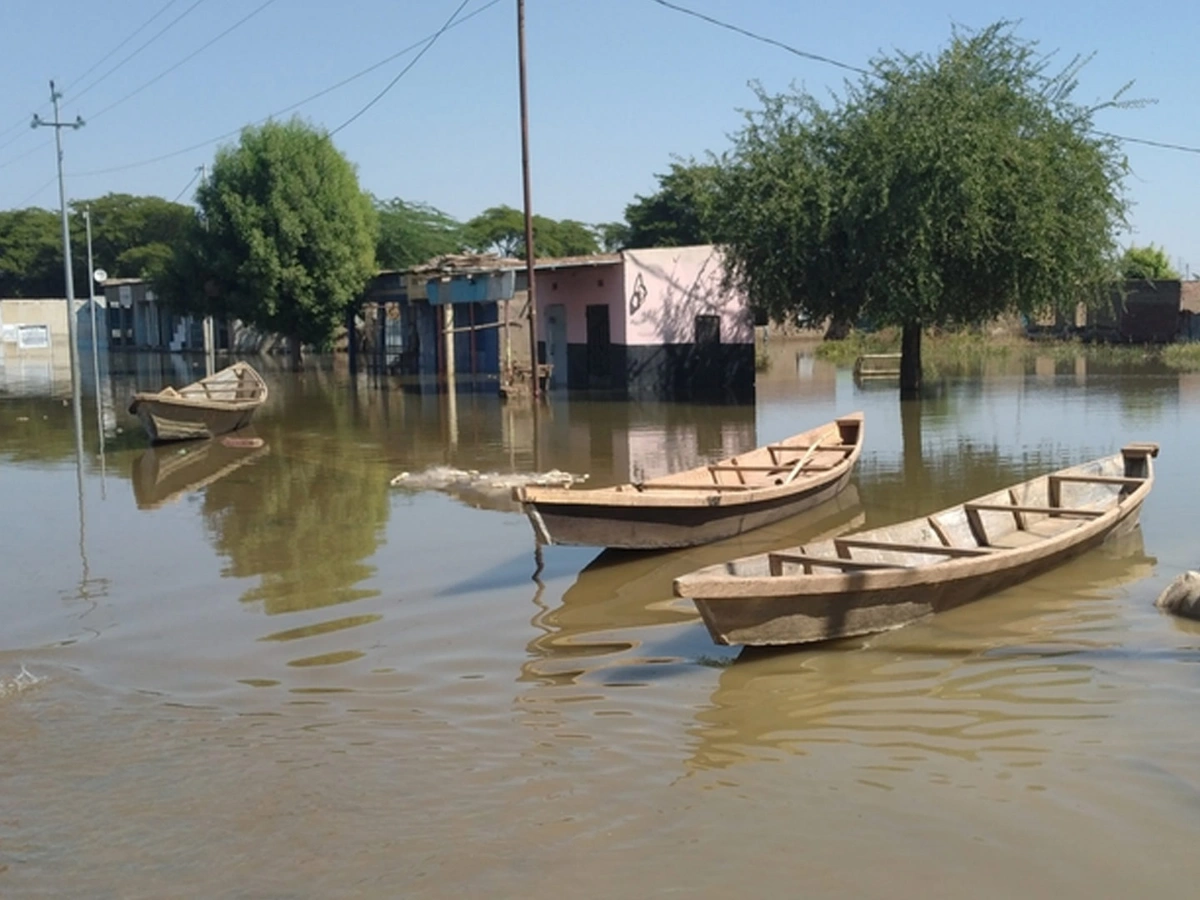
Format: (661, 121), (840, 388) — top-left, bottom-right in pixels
(128, 362), (267, 443)
(674, 442), (1159, 647)
(512, 412), (864, 549)
(132, 433), (269, 510)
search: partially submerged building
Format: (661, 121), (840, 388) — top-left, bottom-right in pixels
(533, 244), (754, 402)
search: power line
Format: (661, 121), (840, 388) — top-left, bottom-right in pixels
(68, 0), (503, 178)
(12, 175), (58, 209)
(330, 0), (475, 136)
(172, 168), (202, 202)
(647, 0), (869, 76)
(67, 0), (209, 107)
(649, 0), (1200, 156)
(88, 0), (280, 123)
(1095, 131), (1200, 155)
(0, 0), (185, 149)
(67, 0), (186, 95)
(0, 137), (54, 172)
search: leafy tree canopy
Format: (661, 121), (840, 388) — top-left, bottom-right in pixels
(0, 207), (61, 297)
(624, 160), (722, 249)
(1120, 243), (1179, 280)
(714, 21), (1132, 391)
(166, 117), (377, 357)
(374, 197), (464, 269)
(463, 204), (600, 258)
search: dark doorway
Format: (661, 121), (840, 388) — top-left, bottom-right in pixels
(586, 304), (612, 388)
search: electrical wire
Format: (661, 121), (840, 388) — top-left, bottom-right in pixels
(68, 0), (502, 178)
(88, 0), (279, 123)
(172, 168), (202, 202)
(647, 0), (869, 76)
(649, 0), (1200, 156)
(329, 0), (474, 136)
(67, 0), (209, 106)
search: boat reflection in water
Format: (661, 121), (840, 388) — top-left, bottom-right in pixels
(684, 528), (1157, 775)
(521, 485), (865, 687)
(131, 432), (270, 510)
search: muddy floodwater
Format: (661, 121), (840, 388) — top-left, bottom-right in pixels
(3, 343), (1200, 898)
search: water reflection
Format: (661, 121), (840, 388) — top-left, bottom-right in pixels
(685, 530), (1157, 775)
(131, 433), (269, 510)
(520, 486), (865, 688)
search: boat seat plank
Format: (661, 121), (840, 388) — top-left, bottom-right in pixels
(963, 503), (1105, 518)
(637, 483), (754, 492)
(834, 537), (994, 558)
(766, 443), (856, 453)
(1048, 474), (1145, 486)
(708, 464), (790, 473)
(769, 551), (907, 576)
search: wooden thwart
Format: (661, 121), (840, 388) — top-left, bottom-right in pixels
(964, 503), (1105, 518)
(768, 551), (905, 576)
(833, 537), (993, 558)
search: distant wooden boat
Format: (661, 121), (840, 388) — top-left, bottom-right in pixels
(675, 442), (1159, 647)
(128, 362), (267, 443)
(512, 413), (864, 549)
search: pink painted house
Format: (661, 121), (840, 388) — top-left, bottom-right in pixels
(533, 244), (754, 402)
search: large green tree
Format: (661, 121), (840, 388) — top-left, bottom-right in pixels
(624, 160), (722, 249)
(374, 197), (464, 269)
(0, 194), (191, 298)
(715, 23), (1131, 393)
(0, 207), (60, 297)
(171, 118), (377, 366)
(463, 204), (600, 258)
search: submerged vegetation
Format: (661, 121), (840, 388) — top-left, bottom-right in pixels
(814, 328), (1200, 372)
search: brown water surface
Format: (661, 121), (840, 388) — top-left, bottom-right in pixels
(2, 346), (1199, 898)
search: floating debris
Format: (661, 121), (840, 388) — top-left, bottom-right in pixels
(390, 466), (588, 513)
(0, 664), (43, 699)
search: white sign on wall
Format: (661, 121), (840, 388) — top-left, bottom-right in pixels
(17, 325), (50, 349)
(119, 285), (133, 308)
(1, 324), (17, 343)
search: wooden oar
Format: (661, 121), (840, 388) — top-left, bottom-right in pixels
(783, 428), (838, 485)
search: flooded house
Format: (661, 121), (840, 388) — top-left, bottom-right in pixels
(533, 244), (755, 402)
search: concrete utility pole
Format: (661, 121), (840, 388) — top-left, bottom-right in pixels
(516, 0), (540, 399)
(196, 163), (216, 374)
(32, 80), (85, 406)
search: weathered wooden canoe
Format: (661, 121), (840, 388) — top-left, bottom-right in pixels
(512, 413), (865, 549)
(674, 442), (1159, 647)
(128, 362), (267, 443)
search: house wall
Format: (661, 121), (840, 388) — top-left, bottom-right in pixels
(535, 266), (624, 344)
(622, 246), (753, 346)
(621, 246), (755, 402)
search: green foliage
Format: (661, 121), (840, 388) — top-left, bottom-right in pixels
(714, 22), (1132, 387)
(1119, 244), (1179, 280)
(0, 194), (195, 298)
(594, 221), (631, 252)
(463, 204), (600, 258)
(0, 207), (61, 297)
(170, 118), (377, 349)
(374, 197), (464, 269)
(624, 160), (721, 249)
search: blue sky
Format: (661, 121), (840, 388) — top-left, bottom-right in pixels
(2, 0), (1198, 273)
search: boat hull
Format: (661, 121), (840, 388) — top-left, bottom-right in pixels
(676, 443), (1158, 646)
(515, 413), (865, 550)
(134, 401), (257, 443)
(523, 468), (854, 550)
(693, 504), (1142, 646)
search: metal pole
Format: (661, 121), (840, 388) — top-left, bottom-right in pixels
(32, 80), (84, 405)
(516, 0), (540, 399)
(85, 206), (107, 497)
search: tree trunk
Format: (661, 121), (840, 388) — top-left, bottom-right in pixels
(900, 321), (922, 398)
(289, 332), (303, 372)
